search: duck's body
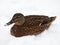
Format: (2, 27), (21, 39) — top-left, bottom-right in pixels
(5, 13), (56, 37)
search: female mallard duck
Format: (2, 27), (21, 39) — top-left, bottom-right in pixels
(5, 13), (56, 37)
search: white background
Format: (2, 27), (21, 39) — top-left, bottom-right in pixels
(0, 0), (60, 45)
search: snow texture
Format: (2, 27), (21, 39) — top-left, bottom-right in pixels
(0, 0), (60, 45)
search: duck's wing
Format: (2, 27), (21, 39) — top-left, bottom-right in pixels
(22, 15), (49, 27)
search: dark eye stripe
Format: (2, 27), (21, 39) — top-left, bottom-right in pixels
(12, 16), (21, 22)
(14, 16), (21, 18)
(12, 16), (20, 20)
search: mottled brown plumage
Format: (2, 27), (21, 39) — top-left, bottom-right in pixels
(5, 13), (56, 37)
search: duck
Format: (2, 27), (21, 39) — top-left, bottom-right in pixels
(5, 13), (56, 37)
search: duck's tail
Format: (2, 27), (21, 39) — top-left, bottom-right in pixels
(50, 16), (56, 22)
(40, 16), (56, 30)
(46, 16), (56, 29)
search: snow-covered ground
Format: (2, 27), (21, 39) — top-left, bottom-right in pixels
(0, 0), (60, 45)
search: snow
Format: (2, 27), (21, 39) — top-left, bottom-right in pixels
(0, 0), (60, 45)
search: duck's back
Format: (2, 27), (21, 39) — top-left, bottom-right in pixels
(22, 15), (49, 27)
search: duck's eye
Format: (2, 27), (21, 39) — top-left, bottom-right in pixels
(18, 16), (20, 17)
(12, 16), (20, 21)
(13, 16), (19, 19)
(13, 17), (17, 19)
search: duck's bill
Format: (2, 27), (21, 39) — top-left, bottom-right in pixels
(4, 22), (11, 26)
(4, 20), (13, 26)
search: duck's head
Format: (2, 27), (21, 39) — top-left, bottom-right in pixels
(5, 13), (25, 26)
